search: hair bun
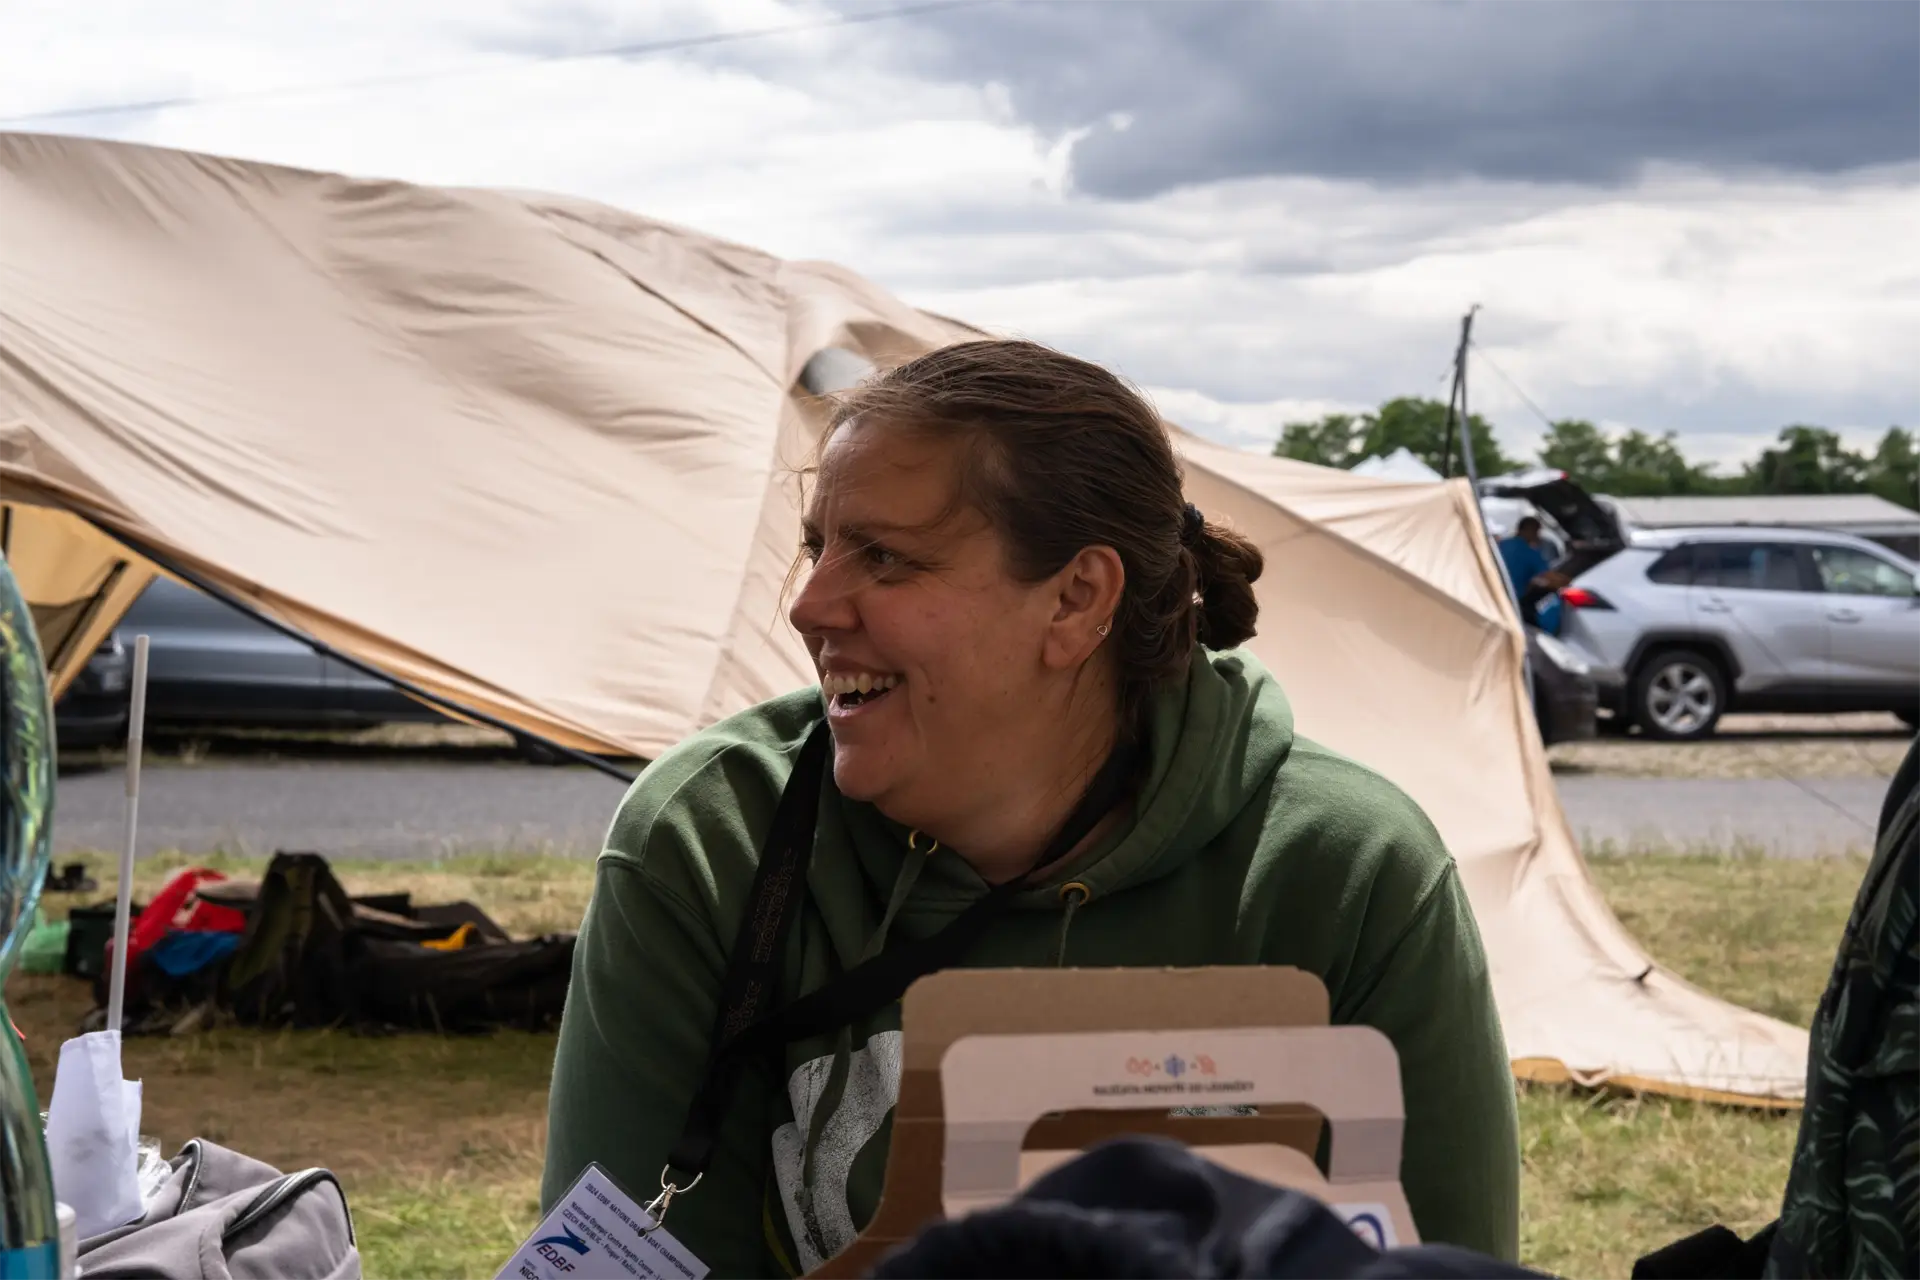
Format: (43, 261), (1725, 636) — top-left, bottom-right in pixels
(1188, 521), (1264, 650)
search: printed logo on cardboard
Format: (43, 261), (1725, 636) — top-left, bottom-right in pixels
(1093, 1052), (1256, 1098)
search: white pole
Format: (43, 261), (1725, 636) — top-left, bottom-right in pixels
(105, 635), (150, 1036)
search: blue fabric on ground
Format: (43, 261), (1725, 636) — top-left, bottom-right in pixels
(147, 930), (239, 978)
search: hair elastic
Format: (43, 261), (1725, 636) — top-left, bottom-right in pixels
(1180, 503), (1205, 547)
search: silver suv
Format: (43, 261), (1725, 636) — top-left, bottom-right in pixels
(1557, 526), (1920, 739)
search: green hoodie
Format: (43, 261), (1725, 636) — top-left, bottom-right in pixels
(543, 650), (1519, 1275)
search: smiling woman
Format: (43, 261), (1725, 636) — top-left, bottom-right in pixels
(542, 339), (1520, 1276)
(788, 346), (1260, 882)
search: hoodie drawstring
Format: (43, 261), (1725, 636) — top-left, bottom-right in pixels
(1055, 881), (1090, 967)
(793, 840), (1096, 1258)
(795, 832), (937, 1258)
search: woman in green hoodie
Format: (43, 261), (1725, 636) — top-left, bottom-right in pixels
(543, 339), (1520, 1276)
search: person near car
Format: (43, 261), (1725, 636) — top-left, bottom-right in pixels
(1499, 516), (1568, 633)
(542, 339), (1520, 1276)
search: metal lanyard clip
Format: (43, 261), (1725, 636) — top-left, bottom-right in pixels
(638, 1166), (702, 1236)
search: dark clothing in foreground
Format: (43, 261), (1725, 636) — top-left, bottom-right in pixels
(870, 1135), (1543, 1279)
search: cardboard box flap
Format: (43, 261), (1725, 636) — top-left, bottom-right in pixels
(807, 967), (1339, 1277)
(898, 967), (1331, 1069)
(940, 1025), (1405, 1215)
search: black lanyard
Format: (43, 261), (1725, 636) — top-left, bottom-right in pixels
(665, 717), (1137, 1179)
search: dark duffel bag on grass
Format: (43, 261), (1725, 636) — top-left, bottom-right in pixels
(345, 930), (575, 1033)
(223, 851), (572, 1032)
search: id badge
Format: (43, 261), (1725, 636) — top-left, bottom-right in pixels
(496, 1164), (709, 1280)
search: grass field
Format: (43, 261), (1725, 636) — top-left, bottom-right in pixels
(6, 849), (1863, 1279)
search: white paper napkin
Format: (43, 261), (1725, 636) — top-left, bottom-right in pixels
(45, 1030), (145, 1239)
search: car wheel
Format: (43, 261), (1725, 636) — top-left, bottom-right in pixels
(1632, 650), (1726, 741)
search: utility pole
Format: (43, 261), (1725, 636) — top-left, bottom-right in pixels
(1440, 305), (1480, 482)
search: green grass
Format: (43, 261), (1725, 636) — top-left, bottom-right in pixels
(351, 1175), (546, 1280)
(1515, 852), (1861, 1278)
(1585, 849), (1855, 1027)
(8, 849), (1867, 1279)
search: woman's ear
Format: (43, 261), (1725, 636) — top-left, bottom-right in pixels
(1043, 545), (1126, 670)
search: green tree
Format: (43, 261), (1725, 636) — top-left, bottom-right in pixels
(1276, 398), (1512, 476)
(1539, 420), (1614, 485)
(1538, 419), (1717, 495)
(1274, 412), (1365, 469)
(1361, 397), (1515, 478)
(1609, 429), (1718, 496)
(1866, 427), (1918, 511)
(1288, 410), (1913, 505)
(1743, 425), (1870, 495)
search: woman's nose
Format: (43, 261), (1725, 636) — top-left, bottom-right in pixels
(789, 555), (858, 637)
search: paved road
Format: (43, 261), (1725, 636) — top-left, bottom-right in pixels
(49, 758), (1890, 860)
(53, 761), (626, 860)
(1556, 774), (1884, 856)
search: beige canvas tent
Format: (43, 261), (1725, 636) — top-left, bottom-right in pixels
(0, 133), (1808, 1103)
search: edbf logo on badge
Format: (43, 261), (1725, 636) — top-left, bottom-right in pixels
(534, 1227), (591, 1272)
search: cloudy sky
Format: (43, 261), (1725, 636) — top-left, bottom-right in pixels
(4, 0), (1916, 467)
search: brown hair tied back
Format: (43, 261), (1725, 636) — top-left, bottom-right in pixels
(826, 339), (1265, 733)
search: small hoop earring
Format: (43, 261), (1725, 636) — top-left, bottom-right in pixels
(1096, 622), (1111, 637)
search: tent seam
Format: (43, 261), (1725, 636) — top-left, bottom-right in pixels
(530, 204), (783, 388)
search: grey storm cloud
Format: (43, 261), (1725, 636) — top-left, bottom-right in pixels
(855, 0), (1920, 198)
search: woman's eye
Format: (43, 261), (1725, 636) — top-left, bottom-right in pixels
(800, 539), (824, 564)
(864, 544), (905, 571)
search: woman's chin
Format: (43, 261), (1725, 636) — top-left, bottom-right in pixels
(827, 746), (898, 804)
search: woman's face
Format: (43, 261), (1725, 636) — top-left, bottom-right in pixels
(789, 417), (1105, 830)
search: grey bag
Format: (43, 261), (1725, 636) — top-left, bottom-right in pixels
(77, 1139), (359, 1279)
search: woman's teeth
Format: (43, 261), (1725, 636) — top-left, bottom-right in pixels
(823, 672), (900, 699)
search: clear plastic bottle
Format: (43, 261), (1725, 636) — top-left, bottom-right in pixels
(0, 549), (60, 1275)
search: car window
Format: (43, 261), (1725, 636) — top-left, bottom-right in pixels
(1809, 545), (1917, 598)
(1646, 547), (1694, 585)
(1690, 542), (1812, 592)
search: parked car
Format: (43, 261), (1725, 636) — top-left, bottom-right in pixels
(52, 632), (132, 748)
(1528, 626), (1599, 746)
(1555, 527), (1920, 739)
(53, 576), (446, 742)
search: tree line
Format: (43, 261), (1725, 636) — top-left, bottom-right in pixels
(1271, 397), (1918, 510)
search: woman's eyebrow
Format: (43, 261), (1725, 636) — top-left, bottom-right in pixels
(813, 518), (921, 543)
(843, 520), (915, 539)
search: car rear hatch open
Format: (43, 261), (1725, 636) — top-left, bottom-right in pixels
(1478, 469), (1627, 579)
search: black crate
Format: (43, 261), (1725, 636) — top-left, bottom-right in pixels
(63, 902), (139, 981)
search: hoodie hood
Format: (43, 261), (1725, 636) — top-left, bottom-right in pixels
(839, 648), (1296, 925)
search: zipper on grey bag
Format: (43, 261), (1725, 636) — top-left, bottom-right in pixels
(226, 1170), (356, 1248)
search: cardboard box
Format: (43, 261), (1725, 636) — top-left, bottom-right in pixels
(808, 966), (1414, 1276)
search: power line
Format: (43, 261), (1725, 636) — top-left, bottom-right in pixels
(1469, 340), (1560, 431)
(0, 0), (986, 127)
